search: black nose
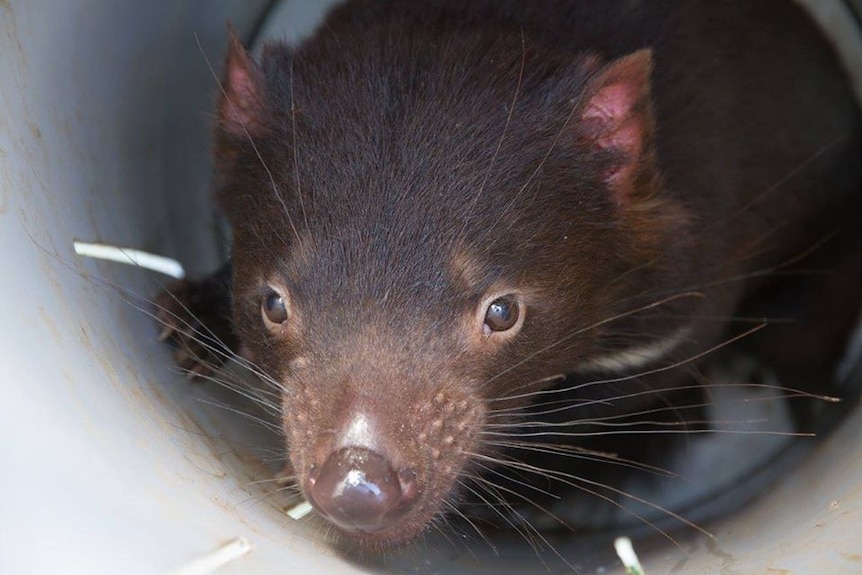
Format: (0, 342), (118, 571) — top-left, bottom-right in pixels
(306, 447), (417, 533)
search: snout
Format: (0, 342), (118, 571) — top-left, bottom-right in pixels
(305, 446), (418, 533)
(287, 385), (483, 543)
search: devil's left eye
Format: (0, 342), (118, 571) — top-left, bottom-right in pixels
(483, 295), (520, 333)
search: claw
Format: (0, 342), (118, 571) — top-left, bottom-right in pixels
(151, 263), (236, 378)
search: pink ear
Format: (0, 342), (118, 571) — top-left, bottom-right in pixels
(218, 25), (267, 136)
(580, 50), (654, 202)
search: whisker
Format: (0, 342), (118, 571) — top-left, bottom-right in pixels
(472, 460), (562, 501)
(460, 480), (543, 549)
(471, 452), (710, 545)
(485, 382), (819, 420)
(483, 440), (678, 478)
(91, 282), (253, 385)
(486, 379), (817, 422)
(192, 397), (284, 433)
(481, 427), (814, 439)
(645, 313), (795, 325)
(707, 139), (838, 232)
(493, 404), (693, 427)
(606, 255), (663, 287)
(612, 231), (840, 313)
(233, 482), (302, 510)
(480, 291), (703, 392)
(146, 291), (289, 396)
(246, 476), (295, 487)
(512, 379), (835, 421)
(441, 499), (498, 556)
(186, 370), (282, 415)
(487, 322), (767, 406)
(460, 477), (577, 572)
(427, 514), (481, 563)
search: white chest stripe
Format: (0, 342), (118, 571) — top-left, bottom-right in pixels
(577, 326), (693, 374)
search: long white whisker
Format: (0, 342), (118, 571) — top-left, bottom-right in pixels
(469, 452), (710, 544)
(483, 440), (678, 478)
(465, 477), (564, 571)
(480, 292), (703, 392)
(487, 321), (765, 408)
(440, 499), (498, 555)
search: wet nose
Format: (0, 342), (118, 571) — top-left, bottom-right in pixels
(306, 447), (417, 533)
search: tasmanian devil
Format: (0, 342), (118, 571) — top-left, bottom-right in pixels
(155, 0), (862, 551)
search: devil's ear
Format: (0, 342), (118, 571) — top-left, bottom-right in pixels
(579, 49), (655, 203)
(217, 24), (268, 138)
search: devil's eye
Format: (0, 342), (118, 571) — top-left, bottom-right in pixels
(262, 289), (288, 324)
(483, 295), (520, 333)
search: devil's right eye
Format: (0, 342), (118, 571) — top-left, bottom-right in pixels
(262, 289), (289, 324)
